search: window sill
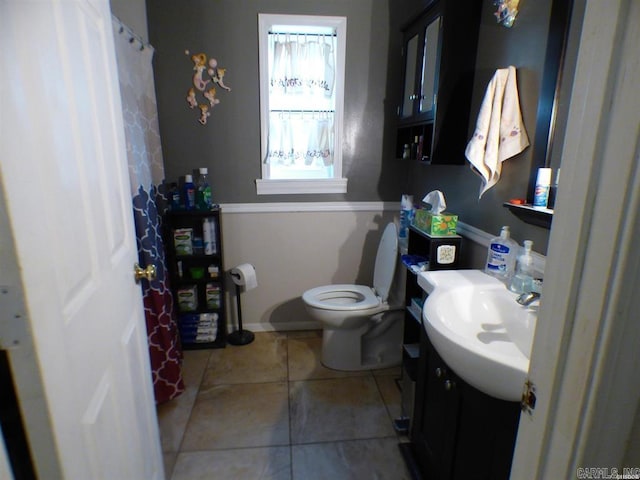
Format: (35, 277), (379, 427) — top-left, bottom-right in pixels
(256, 178), (348, 195)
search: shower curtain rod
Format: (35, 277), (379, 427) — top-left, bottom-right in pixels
(112, 14), (153, 51)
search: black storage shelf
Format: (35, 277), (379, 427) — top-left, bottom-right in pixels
(164, 208), (226, 350)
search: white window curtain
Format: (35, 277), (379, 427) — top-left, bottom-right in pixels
(268, 111), (334, 167)
(266, 32), (336, 168)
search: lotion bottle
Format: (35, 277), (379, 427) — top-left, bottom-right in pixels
(485, 226), (518, 284)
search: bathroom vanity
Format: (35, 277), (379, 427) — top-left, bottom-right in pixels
(400, 269), (533, 479)
(401, 328), (521, 480)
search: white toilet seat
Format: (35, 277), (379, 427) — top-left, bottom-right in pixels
(302, 284), (381, 312)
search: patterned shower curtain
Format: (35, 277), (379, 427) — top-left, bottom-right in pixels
(113, 18), (184, 404)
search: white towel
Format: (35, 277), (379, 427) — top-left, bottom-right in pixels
(465, 66), (529, 198)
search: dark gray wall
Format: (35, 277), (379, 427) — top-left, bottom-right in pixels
(147, 0), (405, 203)
(148, 0), (554, 252)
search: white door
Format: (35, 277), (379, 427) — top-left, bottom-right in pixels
(510, 0), (640, 477)
(0, 1), (163, 479)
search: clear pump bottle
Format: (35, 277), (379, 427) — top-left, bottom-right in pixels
(510, 240), (534, 294)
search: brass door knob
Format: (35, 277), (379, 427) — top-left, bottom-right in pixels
(134, 263), (157, 282)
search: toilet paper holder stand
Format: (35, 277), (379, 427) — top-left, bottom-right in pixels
(228, 273), (255, 346)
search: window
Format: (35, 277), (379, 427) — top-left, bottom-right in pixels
(257, 14), (347, 195)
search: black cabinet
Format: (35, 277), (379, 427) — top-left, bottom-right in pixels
(397, 0), (482, 164)
(403, 329), (521, 480)
(397, 226), (462, 433)
(164, 208), (226, 349)
(414, 329), (460, 479)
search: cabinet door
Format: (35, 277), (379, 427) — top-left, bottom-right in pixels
(418, 16), (442, 118)
(422, 343), (460, 479)
(400, 15), (442, 121)
(401, 33), (420, 119)
(411, 328), (461, 479)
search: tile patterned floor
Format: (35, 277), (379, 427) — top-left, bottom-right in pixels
(157, 331), (411, 479)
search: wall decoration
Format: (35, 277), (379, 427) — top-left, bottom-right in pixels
(185, 50), (232, 125)
(494, 0), (520, 28)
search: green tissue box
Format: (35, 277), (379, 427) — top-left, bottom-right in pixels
(413, 209), (458, 236)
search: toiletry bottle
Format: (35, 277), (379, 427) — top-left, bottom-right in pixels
(399, 194), (413, 251)
(168, 182), (181, 210)
(202, 217), (214, 255)
(510, 240), (534, 294)
(183, 174), (195, 210)
(547, 168), (560, 209)
(196, 167), (212, 210)
(533, 168), (552, 208)
(485, 226), (518, 283)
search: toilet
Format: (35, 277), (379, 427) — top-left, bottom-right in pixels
(302, 223), (404, 371)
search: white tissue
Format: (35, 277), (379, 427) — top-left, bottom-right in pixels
(422, 190), (447, 214)
(230, 263), (258, 291)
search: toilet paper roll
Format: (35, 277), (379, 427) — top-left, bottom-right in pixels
(230, 263), (258, 291)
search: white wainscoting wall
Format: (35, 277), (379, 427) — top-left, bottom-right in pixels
(219, 202), (545, 332)
(220, 202), (398, 332)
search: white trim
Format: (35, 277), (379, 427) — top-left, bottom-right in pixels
(220, 201), (400, 214)
(255, 178), (348, 195)
(456, 221), (492, 247)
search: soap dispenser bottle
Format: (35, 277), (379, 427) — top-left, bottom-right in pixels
(485, 226), (518, 283)
(510, 240), (534, 294)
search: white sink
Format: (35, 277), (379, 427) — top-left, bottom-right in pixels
(418, 269), (537, 401)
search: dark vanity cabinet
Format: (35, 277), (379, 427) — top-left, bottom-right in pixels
(401, 319), (521, 480)
(397, 0), (482, 164)
(398, 228), (520, 479)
